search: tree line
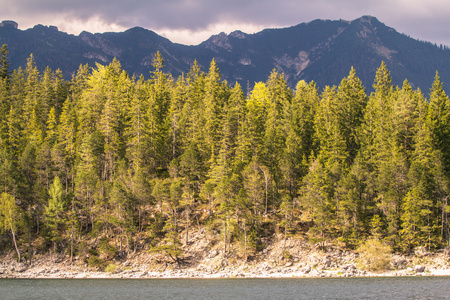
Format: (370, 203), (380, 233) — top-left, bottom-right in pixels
(0, 44), (449, 264)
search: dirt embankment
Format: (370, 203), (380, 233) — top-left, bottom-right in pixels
(1, 230), (450, 279)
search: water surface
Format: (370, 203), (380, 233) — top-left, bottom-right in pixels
(0, 276), (449, 299)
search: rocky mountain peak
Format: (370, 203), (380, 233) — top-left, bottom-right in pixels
(0, 20), (18, 29)
(229, 30), (247, 39)
(204, 32), (232, 52)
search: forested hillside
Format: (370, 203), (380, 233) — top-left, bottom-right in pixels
(0, 45), (449, 265)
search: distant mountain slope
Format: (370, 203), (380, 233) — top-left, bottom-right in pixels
(1, 16), (449, 92)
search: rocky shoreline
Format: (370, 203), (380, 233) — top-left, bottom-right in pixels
(1, 254), (449, 279)
(2, 234), (450, 279)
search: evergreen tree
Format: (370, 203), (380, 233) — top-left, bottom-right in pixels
(145, 52), (173, 173)
(426, 72), (450, 174)
(45, 176), (66, 254)
(281, 80), (318, 198)
(263, 70), (291, 196)
(0, 44), (11, 84)
(202, 59), (229, 165)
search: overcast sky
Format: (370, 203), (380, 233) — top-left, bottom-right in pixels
(1, 0), (449, 46)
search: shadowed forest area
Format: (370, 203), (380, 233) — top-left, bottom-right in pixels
(0, 44), (449, 265)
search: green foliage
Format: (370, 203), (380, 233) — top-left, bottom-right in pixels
(0, 192), (23, 261)
(105, 263), (119, 273)
(98, 237), (117, 260)
(88, 255), (107, 270)
(356, 239), (392, 271)
(282, 250), (292, 261)
(0, 47), (449, 263)
(0, 44), (11, 81)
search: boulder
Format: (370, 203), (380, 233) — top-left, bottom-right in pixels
(414, 265), (425, 273)
(392, 258), (406, 269)
(301, 266), (311, 274)
(208, 250), (218, 258)
(139, 271), (148, 278)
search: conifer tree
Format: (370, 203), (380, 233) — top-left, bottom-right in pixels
(263, 70), (291, 195)
(335, 67), (367, 164)
(426, 72), (450, 174)
(202, 59), (229, 165)
(146, 52), (173, 173)
(45, 176), (66, 254)
(245, 82), (268, 160)
(0, 44), (11, 83)
(281, 80), (318, 198)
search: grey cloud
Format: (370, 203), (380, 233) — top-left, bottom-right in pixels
(0, 0), (394, 29)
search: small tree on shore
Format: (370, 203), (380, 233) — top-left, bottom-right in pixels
(356, 239), (392, 271)
(0, 192), (22, 262)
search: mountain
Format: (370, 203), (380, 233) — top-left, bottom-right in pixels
(1, 16), (450, 92)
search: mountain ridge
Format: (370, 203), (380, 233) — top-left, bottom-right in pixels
(1, 16), (449, 92)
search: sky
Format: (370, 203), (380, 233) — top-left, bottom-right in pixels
(1, 0), (450, 46)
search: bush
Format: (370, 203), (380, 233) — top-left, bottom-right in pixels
(75, 241), (90, 257)
(105, 263), (119, 273)
(88, 255), (106, 270)
(282, 250), (292, 261)
(98, 237), (117, 260)
(356, 239), (392, 271)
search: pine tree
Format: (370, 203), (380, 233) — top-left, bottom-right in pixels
(335, 67), (367, 163)
(281, 80), (318, 198)
(202, 59), (229, 165)
(45, 176), (66, 254)
(426, 72), (450, 174)
(55, 97), (77, 191)
(145, 52), (173, 173)
(0, 77), (11, 147)
(179, 60), (205, 151)
(0, 44), (11, 84)
(263, 70), (291, 195)
(23, 54), (41, 135)
(245, 82), (268, 160)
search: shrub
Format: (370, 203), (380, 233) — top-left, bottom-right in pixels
(356, 239), (392, 271)
(98, 237), (117, 260)
(76, 241), (89, 257)
(88, 255), (106, 270)
(105, 263), (119, 273)
(282, 250), (292, 261)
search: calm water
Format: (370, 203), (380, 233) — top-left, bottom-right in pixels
(0, 277), (449, 299)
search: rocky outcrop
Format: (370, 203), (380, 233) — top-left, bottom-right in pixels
(0, 20), (18, 29)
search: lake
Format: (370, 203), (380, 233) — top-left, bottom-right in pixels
(0, 277), (449, 299)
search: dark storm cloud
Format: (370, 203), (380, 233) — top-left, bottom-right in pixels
(4, 0), (336, 29)
(2, 0), (450, 46)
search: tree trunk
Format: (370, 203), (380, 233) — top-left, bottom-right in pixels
(27, 222), (32, 265)
(223, 219), (227, 255)
(70, 213), (74, 264)
(10, 225), (20, 262)
(244, 221), (247, 262)
(260, 168), (268, 216)
(442, 196), (449, 244)
(120, 234), (123, 257)
(185, 206), (189, 245)
(70, 234), (73, 264)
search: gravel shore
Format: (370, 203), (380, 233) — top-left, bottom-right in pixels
(1, 254), (449, 279)
(2, 234), (449, 279)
